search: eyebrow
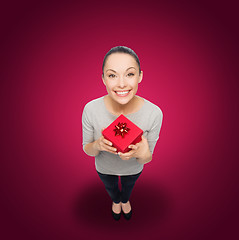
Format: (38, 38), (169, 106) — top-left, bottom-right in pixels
(106, 67), (136, 73)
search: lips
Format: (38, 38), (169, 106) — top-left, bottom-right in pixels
(114, 90), (131, 97)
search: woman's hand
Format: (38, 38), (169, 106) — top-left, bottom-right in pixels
(118, 136), (152, 164)
(94, 128), (118, 155)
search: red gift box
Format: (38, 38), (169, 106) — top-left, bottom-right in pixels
(102, 114), (143, 153)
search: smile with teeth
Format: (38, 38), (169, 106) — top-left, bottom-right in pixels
(115, 90), (131, 97)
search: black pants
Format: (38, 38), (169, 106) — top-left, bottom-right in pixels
(97, 170), (142, 204)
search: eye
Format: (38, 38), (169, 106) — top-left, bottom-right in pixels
(127, 73), (135, 77)
(109, 74), (116, 78)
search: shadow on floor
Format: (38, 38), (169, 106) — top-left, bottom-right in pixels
(71, 179), (172, 230)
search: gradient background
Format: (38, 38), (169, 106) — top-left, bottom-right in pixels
(1, 0), (239, 239)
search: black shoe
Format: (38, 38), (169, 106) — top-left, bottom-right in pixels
(112, 210), (121, 220)
(122, 209), (132, 220)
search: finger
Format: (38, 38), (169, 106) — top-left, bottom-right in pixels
(106, 146), (117, 153)
(102, 138), (113, 146)
(118, 153), (129, 160)
(103, 148), (118, 155)
(141, 135), (147, 142)
(102, 143), (117, 153)
(119, 150), (135, 158)
(139, 135), (145, 142)
(128, 144), (138, 150)
(101, 127), (105, 133)
(120, 155), (132, 160)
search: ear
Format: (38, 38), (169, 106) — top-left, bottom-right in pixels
(102, 74), (106, 86)
(138, 70), (143, 84)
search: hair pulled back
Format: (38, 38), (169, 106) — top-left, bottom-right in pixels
(102, 46), (141, 76)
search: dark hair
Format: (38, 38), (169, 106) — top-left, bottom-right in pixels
(102, 46), (141, 76)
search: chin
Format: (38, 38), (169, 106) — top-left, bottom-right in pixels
(114, 97), (133, 105)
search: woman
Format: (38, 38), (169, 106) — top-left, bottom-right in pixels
(82, 46), (163, 220)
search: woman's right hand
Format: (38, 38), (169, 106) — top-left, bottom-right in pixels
(94, 128), (118, 155)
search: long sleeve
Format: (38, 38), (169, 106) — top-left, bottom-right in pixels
(146, 108), (163, 154)
(82, 104), (94, 153)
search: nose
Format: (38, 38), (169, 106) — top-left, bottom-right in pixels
(118, 75), (127, 88)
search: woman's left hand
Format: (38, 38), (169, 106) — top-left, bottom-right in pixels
(118, 136), (152, 163)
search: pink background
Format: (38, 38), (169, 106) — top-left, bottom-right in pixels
(1, 0), (238, 239)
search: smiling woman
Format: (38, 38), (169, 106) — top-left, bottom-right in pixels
(102, 49), (143, 112)
(106, 66), (137, 98)
(82, 46), (163, 221)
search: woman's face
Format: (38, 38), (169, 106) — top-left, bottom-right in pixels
(102, 53), (143, 105)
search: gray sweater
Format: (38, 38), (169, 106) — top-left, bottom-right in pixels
(82, 96), (163, 176)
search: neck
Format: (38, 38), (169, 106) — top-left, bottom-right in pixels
(106, 95), (138, 115)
